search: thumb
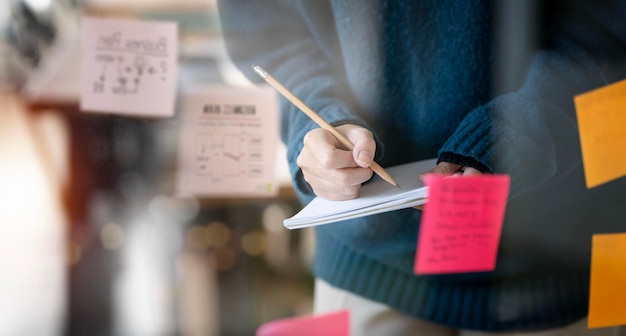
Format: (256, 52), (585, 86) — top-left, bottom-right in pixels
(351, 130), (376, 168)
(337, 125), (376, 168)
(354, 143), (374, 168)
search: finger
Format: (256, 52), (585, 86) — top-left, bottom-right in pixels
(303, 166), (373, 200)
(419, 162), (463, 182)
(414, 165), (484, 210)
(337, 125), (376, 168)
(460, 167), (482, 176)
(429, 162), (463, 175)
(303, 128), (359, 169)
(299, 152), (373, 187)
(447, 167), (482, 178)
(300, 163), (374, 190)
(310, 180), (362, 200)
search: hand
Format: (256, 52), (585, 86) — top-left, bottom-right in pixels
(413, 161), (483, 210)
(297, 124), (375, 200)
(424, 162), (483, 178)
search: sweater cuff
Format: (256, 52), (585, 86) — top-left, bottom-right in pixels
(437, 96), (558, 199)
(438, 152), (492, 173)
(437, 106), (494, 173)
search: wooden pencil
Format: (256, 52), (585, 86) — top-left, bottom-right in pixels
(252, 65), (399, 188)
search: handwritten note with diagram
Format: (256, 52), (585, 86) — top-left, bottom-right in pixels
(414, 174), (510, 274)
(176, 85), (280, 198)
(81, 17), (178, 117)
(574, 79), (626, 189)
(588, 233), (626, 329)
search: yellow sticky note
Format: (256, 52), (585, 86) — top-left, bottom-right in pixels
(574, 79), (626, 189)
(588, 233), (626, 328)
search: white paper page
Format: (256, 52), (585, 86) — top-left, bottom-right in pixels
(176, 85), (280, 198)
(80, 17), (178, 117)
(284, 158), (437, 228)
(286, 196), (428, 229)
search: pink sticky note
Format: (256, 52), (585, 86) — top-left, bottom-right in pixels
(415, 174), (510, 274)
(256, 310), (350, 336)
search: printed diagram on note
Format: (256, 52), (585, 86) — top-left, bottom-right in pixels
(92, 33), (169, 95)
(81, 17), (178, 117)
(177, 87), (280, 198)
(195, 132), (265, 179)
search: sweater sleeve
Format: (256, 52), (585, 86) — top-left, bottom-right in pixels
(217, 0), (376, 203)
(438, 0), (626, 199)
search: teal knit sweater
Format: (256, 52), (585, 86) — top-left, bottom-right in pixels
(219, 0), (626, 331)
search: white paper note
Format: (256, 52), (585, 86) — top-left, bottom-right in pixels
(284, 158), (437, 229)
(176, 85), (280, 198)
(80, 17), (178, 117)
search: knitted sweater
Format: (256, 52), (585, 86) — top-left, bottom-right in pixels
(218, 0), (626, 331)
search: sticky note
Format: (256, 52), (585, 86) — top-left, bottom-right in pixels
(588, 233), (626, 328)
(176, 85), (280, 198)
(415, 174), (510, 274)
(81, 17), (178, 117)
(574, 79), (626, 189)
(256, 310), (349, 336)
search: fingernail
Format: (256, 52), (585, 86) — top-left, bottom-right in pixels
(357, 151), (372, 166)
(446, 172), (464, 178)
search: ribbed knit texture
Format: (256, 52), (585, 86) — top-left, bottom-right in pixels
(314, 224), (589, 331)
(218, 0), (626, 331)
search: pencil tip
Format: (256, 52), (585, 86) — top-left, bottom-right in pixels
(252, 64), (267, 78)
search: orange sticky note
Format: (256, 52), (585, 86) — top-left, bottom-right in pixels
(415, 174), (510, 274)
(574, 79), (626, 189)
(256, 310), (349, 336)
(588, 233), (626, 329)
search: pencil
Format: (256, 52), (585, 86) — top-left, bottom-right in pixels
(252, 64), (399, 188)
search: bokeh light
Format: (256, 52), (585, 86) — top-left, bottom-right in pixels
(241, 230), (266, 256)
(101, 222), (125, 251)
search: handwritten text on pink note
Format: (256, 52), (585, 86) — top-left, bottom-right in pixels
(255, 310), (349, 336)
(415, 174), (510, 274)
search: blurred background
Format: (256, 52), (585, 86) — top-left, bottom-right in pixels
(0, 0), (315, 335)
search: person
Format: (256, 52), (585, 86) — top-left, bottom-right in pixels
(218, 0), (626, 334)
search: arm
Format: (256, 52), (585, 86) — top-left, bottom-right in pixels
(437, 0), (626, 199)
(218, 0), (378, 202)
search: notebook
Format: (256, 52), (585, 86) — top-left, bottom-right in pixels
(284, 158), (437, 229)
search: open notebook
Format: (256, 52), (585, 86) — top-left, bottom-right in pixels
(284, 158), (437, 229)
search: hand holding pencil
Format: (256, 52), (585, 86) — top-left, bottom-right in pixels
(252, 65), (399, 200)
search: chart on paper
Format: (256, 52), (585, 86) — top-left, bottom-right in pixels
(194, 133), (266, 179)
(177, 86), (280, 198)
